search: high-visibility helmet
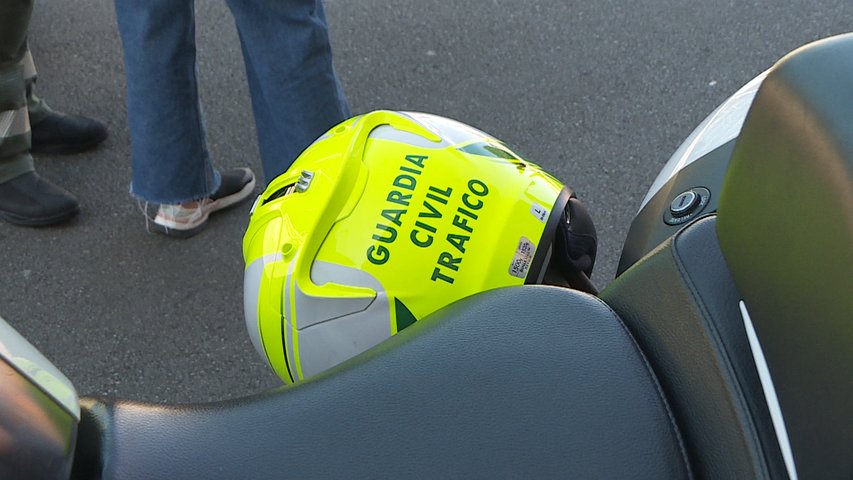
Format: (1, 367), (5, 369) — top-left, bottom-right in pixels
(243, 111), (597, 384)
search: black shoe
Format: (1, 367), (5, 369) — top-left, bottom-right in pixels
(30, 112), (108, 154)
(0, 171), (80, 226)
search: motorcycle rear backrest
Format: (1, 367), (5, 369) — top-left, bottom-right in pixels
(716, 33), (853, 479)
(601, 33), (853, 480)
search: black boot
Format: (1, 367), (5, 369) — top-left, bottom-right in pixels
(30, 112), (108, 154)
(0, 171), (79, 226)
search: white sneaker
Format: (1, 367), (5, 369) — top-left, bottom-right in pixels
(150, 168), (256, 238)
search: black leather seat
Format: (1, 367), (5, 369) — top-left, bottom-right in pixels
(73, 287), (690, 479)
(602, 217), (788, 479)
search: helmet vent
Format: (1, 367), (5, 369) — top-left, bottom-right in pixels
(262, 182), (297, 205)
(262, 171), (315, 205)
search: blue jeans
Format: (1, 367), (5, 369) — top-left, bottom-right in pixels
(115, 0), (350, 204)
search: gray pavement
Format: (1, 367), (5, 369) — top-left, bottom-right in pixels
(2, 0), (852, 403)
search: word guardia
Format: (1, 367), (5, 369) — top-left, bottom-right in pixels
(366, 154), (490, 284)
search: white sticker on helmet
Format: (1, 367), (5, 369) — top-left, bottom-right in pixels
(530, 203), (549, 223)
(509, 237), (537, 278)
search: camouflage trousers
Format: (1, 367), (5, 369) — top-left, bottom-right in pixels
(0, 0), (54, 183)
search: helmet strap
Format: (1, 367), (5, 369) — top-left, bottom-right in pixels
(552, 196), (598, 294)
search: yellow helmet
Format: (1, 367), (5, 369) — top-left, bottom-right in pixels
(243, 111), (596, 383)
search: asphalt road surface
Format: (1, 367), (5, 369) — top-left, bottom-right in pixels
(2, 0), (851, 403)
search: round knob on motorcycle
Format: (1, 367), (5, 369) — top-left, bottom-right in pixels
(670, 190), (700, 217)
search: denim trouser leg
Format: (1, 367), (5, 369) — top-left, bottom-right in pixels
(114, 0), (220, 204)
(225, 0), (350, 183)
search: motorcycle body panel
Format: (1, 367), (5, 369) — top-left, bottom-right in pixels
(617, 138), (735, 275)
(617, 68), (766, 276)
(0, 318), (78, 480)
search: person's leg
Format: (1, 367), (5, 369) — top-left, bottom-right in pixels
(115, 0), (256, 237)
(21, 49), (49, 124)
(114, 0), (219, 204)
(0, 0), (36, 183)
(225, 0), (350, 183)
(21, 48), (108, 154)
(0, 66), (32, 184)
(0, 0), (78, 226)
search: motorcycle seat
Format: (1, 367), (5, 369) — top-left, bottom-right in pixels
(73, 286), (691, 479)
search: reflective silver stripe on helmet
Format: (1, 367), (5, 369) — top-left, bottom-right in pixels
(293, 282), (375, 330)
(0, 106), (30, 140)
(243, 253), (283, 361)
(289, 260), (391, 379)
(403, 111), (497, 145)
(369, 124), (451, 149)
(22, 49), (37, 82)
